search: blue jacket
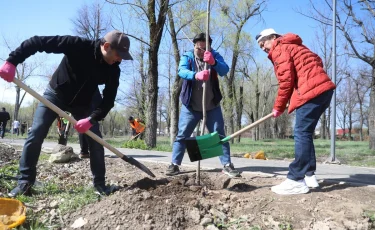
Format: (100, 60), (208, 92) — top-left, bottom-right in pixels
(178, 49), (229, 107)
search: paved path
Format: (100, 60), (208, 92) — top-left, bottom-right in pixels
(2, 138), (375, 187)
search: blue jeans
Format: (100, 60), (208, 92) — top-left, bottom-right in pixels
(172, 105), (231, 166)
(19, 86), (106, 186)
(287, 90), (334, 181)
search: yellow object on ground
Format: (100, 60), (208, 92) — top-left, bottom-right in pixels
(243, 153), (251, 158)
(254, 150), (267, 160)
(0, 198), (26, 230)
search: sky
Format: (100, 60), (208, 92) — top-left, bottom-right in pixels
(0, 0), (326, 107)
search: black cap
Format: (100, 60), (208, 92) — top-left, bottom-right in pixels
(193, 33), (212, 44)
(104, 30), (133, 60)
(1, 107), (5, 111)
(128, 116), (134, 121)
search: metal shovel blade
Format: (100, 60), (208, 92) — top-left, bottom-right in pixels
(121, 155), (156, 177)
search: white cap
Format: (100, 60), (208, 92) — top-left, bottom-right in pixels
(256, 28), (279, 42)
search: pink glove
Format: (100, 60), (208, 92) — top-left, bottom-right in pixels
(272, 109), (283, 118)
(195, 70), (210, 81)
(0, 61), (16, 82)
(74, 118), (92, 133)
(203, 51), (215, 65)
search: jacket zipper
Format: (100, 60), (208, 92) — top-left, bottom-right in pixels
(68, 80), (88, 106)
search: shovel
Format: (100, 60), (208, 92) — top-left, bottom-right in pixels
(127, 131), (143, 142)
(186, 112), (274, 161)
(12, 78), (155, 178)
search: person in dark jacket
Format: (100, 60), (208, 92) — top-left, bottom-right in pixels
(0, 30), (133, 196)
(165, 33), (240, 178)
(20, 121), (27, 136)
(256, 28), (335, 195)
(0, 107), (10, 138)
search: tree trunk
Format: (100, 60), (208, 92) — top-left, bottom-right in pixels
(224, 30), (241, 144)
(145, 47), (159, 147)
(356, 82), (364, 141)
(14, 85), (21, 120)
(144, 0), (169, 148)
(359, 104), (364, 141)
(167, 9), (182, 145)
(326, 106), (331, 140)
(320, 113), (326, 139)
(369, 67), (375, 149)
(139, 42), (147, 120)
(348, 110), (352, 141)
(235, 85), (243, 143)
(255, 77), (260, 141)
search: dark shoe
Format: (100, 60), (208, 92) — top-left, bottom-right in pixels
(94, 184), (119, 196)
(222, 163), (241, 178)
(8, 183), (32, 197)
(80, 152), (90, 159)
(165, 164), (180, 176)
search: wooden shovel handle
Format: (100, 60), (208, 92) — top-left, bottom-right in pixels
(225, 112), (274, 141)
(12, 78), (128, 160)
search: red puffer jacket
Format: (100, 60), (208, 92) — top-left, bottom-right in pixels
(268, 33), (336, 113)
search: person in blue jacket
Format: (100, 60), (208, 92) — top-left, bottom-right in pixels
(165, 33), (240, 178)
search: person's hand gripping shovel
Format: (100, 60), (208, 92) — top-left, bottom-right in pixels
(10, 77), (155, 178)
(185, 113), (274, 161)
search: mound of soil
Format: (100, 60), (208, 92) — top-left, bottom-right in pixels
(61, 160), (375, 230)
(0, 143), (19, 166)
(1, 144), (375, 229)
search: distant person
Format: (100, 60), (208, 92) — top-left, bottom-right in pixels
(128, 116), (145, 140)
(256, 28), (336, 194)
(57, 115), (70, 145)
(0, 107), (10, 138)
(20, 121), (27, 136)
(13, 120), (20, 136)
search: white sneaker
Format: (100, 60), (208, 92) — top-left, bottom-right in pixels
(271, 179), (309, 195)
(304, 175), (319, 188)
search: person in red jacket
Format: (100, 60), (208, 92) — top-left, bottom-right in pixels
(256, 28), (336, 195)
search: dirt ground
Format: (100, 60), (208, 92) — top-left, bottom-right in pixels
(1, 144), (375, 230)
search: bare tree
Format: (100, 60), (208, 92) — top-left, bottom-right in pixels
(301, 0), (375, 148)
(71, 2), (111, 40)
(166, 1), (206, 144)
(1, 37), (47, 121)
(218, 0), (266, 143)
(106, 0), (170, 147)
(107, 110), (118, 137)
(353, 67), (371, 141)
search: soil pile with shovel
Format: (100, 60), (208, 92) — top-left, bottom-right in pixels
(60, 159), (375, 230)
(1, 144), (375, 229)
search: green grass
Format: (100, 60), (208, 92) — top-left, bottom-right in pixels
(363, 210), (375, 222)
(11, 181), (98, 229)
(57, 186), (98, 213)
(0, 162), (19, 191)
(38, 153), (50, 162)
(0, 154), (98, 230)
